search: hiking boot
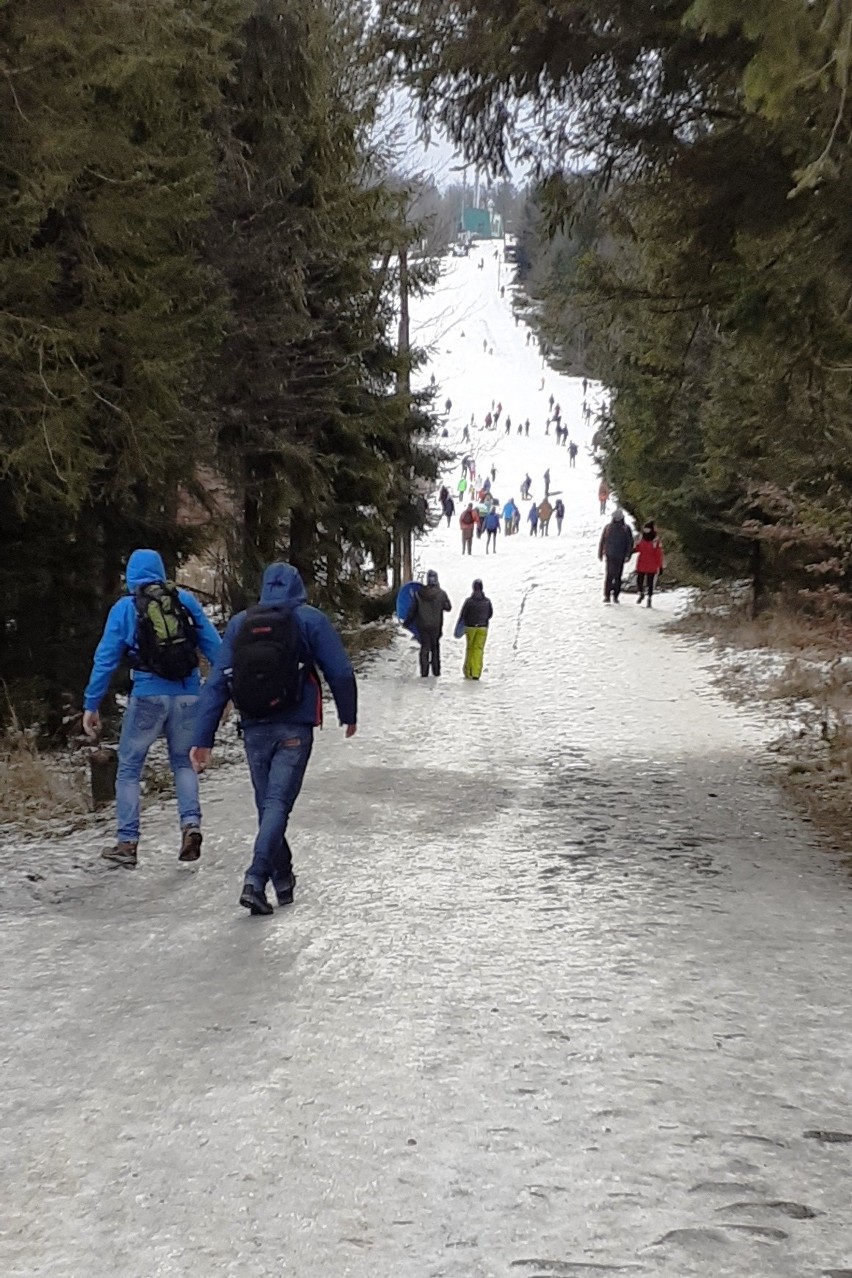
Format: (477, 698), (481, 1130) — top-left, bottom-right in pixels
(239, 882), (273, 916)
(647, 596), (653, 608)
(102, 841), (138, 868)
(178, 827), (202, 862)
(636, 593), (644, 604)
(275, 873), (297, 907)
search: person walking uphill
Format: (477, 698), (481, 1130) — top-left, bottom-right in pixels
(406, 569), (452, 678)
(484, 506), (501, 554)
(598, 508), (635, 603)
(538, 497), (554, 536)
(635, 520), (665, 607)
(460, 503), (476, 555)
(458, 579), (493, 680)
(190, 563), (357, 916)
(82, 548), (222, 868)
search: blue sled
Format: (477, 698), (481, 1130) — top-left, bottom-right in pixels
(396, 581), (421, 641)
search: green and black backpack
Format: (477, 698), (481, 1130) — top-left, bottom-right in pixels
(132, 583), (199, 682)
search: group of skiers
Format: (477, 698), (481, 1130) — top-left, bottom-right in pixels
(404, 571), (493, 682)
(82, 550), (358, 917)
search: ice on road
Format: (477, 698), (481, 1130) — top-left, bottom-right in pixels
(2, 255), (852, 1278)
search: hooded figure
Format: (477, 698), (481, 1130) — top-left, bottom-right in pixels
(635, 521), (665, 606)
(528, 501), (540, 535)
(458, 579), (493, 680)
(192, 563), (357, 915)
(82, 548), (222, 869)
(406, 569), (452, 679)
(598, 509), (635, 602)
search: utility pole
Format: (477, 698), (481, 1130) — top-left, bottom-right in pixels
(394, 245), (414, 587)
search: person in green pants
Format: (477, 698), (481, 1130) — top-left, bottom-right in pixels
(458, 579), (493, 680)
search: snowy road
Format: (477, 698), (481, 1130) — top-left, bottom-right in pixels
(3, 255), (852, 1278)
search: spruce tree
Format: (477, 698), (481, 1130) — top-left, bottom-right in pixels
(0, 0), (244, 725)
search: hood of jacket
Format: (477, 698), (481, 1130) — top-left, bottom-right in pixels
(259, 562), (308, 607)
(126, 549), (167, 591)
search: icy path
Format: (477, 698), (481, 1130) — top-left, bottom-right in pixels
(3, 256), (852, 1278)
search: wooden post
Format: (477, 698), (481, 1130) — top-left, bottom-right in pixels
(89, 747), (118, 809)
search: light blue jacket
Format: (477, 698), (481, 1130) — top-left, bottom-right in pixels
(83, 549), (222, 711)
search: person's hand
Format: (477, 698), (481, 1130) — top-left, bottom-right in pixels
(345, 724), (357, 739)
(82, 710), (100, 740)
(190, 747), (211, 773)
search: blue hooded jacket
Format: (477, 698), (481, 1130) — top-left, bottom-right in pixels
(83, 549), (222, 711)
(192, 562), (357, 747)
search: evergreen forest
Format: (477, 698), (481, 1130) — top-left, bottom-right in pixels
(4, 0), (852, 733)
(0, 0), (440, 730)
(385, 0), (852, 609)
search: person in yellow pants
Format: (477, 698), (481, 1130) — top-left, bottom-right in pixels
(457, 579), (493, 680)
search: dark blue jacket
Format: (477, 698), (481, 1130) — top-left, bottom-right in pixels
(83, 549), (221, 710)
(193, 563), (357, 746)
(599, 520), (635, 562)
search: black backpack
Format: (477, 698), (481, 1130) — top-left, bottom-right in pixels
(132, 583), (199, 682)
(231, 605), (302, 719)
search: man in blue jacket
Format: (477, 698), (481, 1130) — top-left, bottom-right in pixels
(190, 562), (358, 917)
(82, 549), (222, 868)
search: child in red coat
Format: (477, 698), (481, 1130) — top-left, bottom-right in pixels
(635, 521), (665, 607)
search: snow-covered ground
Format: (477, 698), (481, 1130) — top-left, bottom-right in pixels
(2, 251), (852, 1278)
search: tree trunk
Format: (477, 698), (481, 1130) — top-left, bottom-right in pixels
(751, 540), (765, 618)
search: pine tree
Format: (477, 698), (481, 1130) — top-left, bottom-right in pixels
(209, 0), (441, 611)
(0, 0), (244, 725)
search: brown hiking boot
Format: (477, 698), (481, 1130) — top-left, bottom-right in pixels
(102, 841), (138, 868)
(178, 827), (202, 862)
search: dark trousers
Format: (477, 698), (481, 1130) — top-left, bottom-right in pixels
(462, 529), (473, 554)
(419, 629), (441, 677)
(243, 722), (314, 891)
(486, 530), (497, 553)
(604, 555), (626, 600)
(637, 571), (656, 600)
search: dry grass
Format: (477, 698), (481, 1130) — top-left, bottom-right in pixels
(673, 585), (852, 656)
(0, 716), (87, 825)
(671, 586), (852, 861)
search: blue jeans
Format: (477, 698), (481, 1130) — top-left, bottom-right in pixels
(243, 722), (314, 891)
(116, 695), (201, 843)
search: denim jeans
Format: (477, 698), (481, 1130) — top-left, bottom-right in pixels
(243, 722), (314, 891)
(116, 695), (201, 843)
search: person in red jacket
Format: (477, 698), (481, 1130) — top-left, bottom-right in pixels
(635, 521), (665, 607)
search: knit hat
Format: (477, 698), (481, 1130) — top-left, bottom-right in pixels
(426, 570), (439, 585)
(613, 507), (625, 522)
(472, 579), (483, 591)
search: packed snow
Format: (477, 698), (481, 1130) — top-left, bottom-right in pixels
(2, 250), (852, 1278)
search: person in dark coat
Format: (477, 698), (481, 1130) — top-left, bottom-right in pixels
(483, 506), (501, 554)
(554, 498), (565, 534)
(406, 569), (452, 677)
(442, 494), (456, 526)
(458, 579), (493, 680)
(190, 563), (356, 915)
(598, 508), (635, 603)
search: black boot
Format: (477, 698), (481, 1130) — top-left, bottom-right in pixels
(275, 873), (297, 906)
(239, 882), (273, 915)
(179, 827), (202, 862)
